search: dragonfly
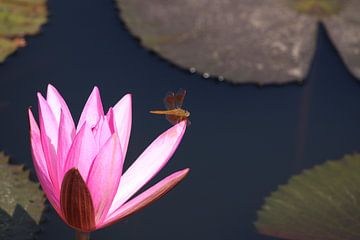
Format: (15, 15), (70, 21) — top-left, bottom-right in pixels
(150, 89), (191, 125)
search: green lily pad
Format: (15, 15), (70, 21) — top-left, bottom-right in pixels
(0, 0), (48, 63)
(116, 0), (360, 84)
(0, 152), (46, 240)
(255, 153), (360, 240)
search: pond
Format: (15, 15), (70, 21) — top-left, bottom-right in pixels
(0, 0), (360, 239)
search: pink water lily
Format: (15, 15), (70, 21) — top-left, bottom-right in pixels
(28, 85), (189, 233)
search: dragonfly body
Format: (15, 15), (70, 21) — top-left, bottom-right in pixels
(150, 108), (190, 117)
(150, 89), (191, 125)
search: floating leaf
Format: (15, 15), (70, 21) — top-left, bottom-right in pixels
(0, 152), (46, 240)
(323, 3), (360, 79)
(255, 153), (360, 240)
(116, 0), (360, 84)
(0, 0), (48, 63)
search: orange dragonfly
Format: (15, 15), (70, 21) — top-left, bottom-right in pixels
(150, 89), (191, 125)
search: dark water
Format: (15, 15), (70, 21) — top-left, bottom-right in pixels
(0, 0), (360, 239)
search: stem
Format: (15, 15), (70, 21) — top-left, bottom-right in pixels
(75, 231), (90, 240)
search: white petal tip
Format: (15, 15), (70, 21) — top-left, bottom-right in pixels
(173, 121), (187, 135)
(175, 168), (190, 179)
(123, 93), (132, 100)
(37, 92), (44, 99)
(93, 86), (100, 93)
(117, 94), (132, 106)
(47, 84), (55, 91)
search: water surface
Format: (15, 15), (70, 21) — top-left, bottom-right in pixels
(0, 0), (359, 239)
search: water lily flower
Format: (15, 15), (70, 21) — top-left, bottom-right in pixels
(28, 85), (189, 238)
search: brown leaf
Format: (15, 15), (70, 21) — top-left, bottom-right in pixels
(60, 168), (95, 232)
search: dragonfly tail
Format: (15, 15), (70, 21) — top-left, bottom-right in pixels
(150, 110), (168, 115)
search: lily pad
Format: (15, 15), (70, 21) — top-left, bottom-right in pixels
(116, 0), (360, 84)
(323, 3), (360, 79)
(0, 152), (46, 240)
(0, 0), (48, 63)
(255, 153), (360, 240)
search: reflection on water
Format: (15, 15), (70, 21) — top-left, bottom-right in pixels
(295, 67), (313, 170)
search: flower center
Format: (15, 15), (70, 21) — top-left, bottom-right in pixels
(290, 0), (346, 17)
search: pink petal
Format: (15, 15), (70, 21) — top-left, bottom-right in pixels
(102, 169), (189, 228)
(33, 160), (63, 217)
(92, 116), (112, 149)
(77, 87), (104, 131)
(108, 121), (186, 214)
(57, 121), (75, 161)
(106, 108), (115, 134)
(29, 108), (61, 215)
(38, 93), (61, 193)
(38, 93), (59, 149)
(56, 110), (76, 163)
(46, 85), (76, 181)
(46, 84), (74, 126)
(28, 109), (48, 175)
(112, 94), (132, 156)
(86, 134), (123, 226)
(64, 123), (98, 181)
(57, 110), (76, 182)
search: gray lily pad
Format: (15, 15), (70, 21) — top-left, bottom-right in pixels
(0, 0), (48, 63)
(323, 2), (360, 79)
(117, 0), (360, 84)
(255, 153), (360, 240)
(0, 152), (46, 240)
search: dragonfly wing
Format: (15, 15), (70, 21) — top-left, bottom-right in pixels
(166, 114), (180, 125)
(163, 91), (176, 110)
(175, 88), (186, 108)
